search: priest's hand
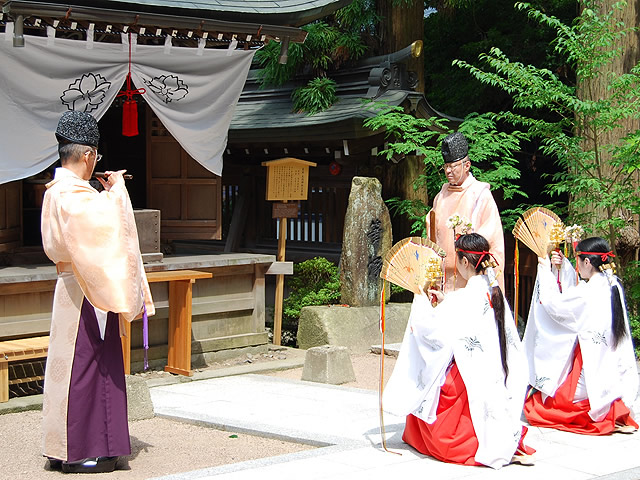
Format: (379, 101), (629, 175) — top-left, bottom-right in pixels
(97, 170), (127, 191)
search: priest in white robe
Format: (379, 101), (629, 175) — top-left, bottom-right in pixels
(41, 111), (154, 473)
(425, 132), (505, 291)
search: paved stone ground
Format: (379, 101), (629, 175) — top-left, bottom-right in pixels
(2, 347), (640, 479)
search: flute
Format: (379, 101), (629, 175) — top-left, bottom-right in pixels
(93, 172), (133, 180)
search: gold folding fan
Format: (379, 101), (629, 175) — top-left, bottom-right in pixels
(380, 237), (446, 295)
(512, 207), (564, 257)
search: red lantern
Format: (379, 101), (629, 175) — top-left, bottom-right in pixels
(329, 161), (341, 176)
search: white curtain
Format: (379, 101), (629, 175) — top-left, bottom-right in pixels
(0, 31), (256, 184)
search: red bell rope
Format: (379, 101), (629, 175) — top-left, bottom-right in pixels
(554, 248), (563, 293)
(118, 32), (146, 101)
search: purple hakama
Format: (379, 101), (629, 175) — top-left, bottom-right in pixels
(65, 298), (131, 462)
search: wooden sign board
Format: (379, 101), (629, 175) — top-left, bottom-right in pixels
(262, 157), (317, 201)
(272, 202), (299, 219)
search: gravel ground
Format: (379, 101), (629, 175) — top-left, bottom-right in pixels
(0, 351), (396, 479)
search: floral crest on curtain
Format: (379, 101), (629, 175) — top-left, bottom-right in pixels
(60, 73), (112, 112)
(143, 74), (189, 103)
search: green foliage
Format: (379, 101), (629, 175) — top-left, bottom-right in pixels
(292, 77), (338, 115)
(422, 0), (576, 117)
(363, 103), (529, 231)
(255, 6), (372, 89)
(282, 257), (342, 330)
(254, 40), (304, 87)
(453, 0), (640, 257)
(621, 261), (640, 357)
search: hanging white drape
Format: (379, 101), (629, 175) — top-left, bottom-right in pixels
(0, 32), (256, 184)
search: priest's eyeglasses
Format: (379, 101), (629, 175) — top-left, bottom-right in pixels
(442, 159), (466, 172)
(85, 148), (102, 162)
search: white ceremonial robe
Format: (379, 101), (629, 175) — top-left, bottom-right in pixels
(523, 261), (638, 421)
(425, 174), (505, 291)
(384, 275), (528, 469)
(41, 167), (154, 460)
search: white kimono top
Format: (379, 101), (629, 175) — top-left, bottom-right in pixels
(384, 275), (528, 469)
(523, 260), (638, 421)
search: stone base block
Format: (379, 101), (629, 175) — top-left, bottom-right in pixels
(297, 303), (411, 353)
(301, 345), (356, 385)
(126, 374), (154, 421)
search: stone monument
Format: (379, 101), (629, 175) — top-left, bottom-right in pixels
(339, 176), (392, 307)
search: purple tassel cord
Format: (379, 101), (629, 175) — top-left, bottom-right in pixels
(142, 302), (149, 371)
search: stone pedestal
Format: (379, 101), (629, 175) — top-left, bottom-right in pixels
(125, 375), (154, 421)
(134, 209), (163, 263)
(301, 345), (356, 385)
(297, 303), (411, 353)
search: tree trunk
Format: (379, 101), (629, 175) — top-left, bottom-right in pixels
(383, 155), (428, 241)
(377, 0), (425, 93)
(377, 1), (428, 239)
(576, 0), (640, 260)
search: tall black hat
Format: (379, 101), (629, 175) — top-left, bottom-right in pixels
(441, 132), (468, 163)
(55, 111), (100, 147)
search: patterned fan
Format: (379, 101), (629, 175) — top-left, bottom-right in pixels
(512, 207), (564, 257)
(380, 237), (446, 295)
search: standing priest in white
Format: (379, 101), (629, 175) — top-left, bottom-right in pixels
(41, 111), (154, 473)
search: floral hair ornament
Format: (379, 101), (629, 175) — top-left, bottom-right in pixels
(446, 214), (473, 234)
(447, 214), (473, 290)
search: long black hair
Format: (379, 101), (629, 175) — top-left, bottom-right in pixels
(576, 237), (628, 349)
(455, 233), (509, 381)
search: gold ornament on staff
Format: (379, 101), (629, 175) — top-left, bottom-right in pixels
(548, 221), (566, 258)
(423, 256), (444, 306)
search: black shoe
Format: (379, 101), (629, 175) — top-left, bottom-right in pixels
(62, 456), (118, 474)
(46, 457), (63, 470)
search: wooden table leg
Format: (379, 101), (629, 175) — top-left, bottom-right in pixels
(0, 361), (8, 402)
(121, 321), (131, 375)
(164, 279), (194, 376)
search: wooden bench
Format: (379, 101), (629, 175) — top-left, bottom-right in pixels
(0, 336), (50, 402)
(121, 269), (213, 376)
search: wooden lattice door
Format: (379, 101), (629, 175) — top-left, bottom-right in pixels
(147, 110), (222, 240)
(0, 181), (22, 252)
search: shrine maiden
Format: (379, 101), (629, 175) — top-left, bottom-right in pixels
(384, 233), (533, 468)
(41, 111), (154, 473)
(523, 237), (638, 434)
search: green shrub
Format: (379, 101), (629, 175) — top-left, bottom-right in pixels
(282, 257), (341, 332)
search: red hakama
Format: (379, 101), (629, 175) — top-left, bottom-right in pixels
(403, 362), (481, 465)
(524, 344), (638, 435)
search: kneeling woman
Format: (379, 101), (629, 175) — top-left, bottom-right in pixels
(384, 233), (534, 469)
(523, 237), (638, 435)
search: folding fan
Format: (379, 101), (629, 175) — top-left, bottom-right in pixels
(380, 237), (446, 295)
(512, 207), (565, 257)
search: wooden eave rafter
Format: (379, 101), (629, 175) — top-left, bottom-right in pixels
(2, 0), (308, 42)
